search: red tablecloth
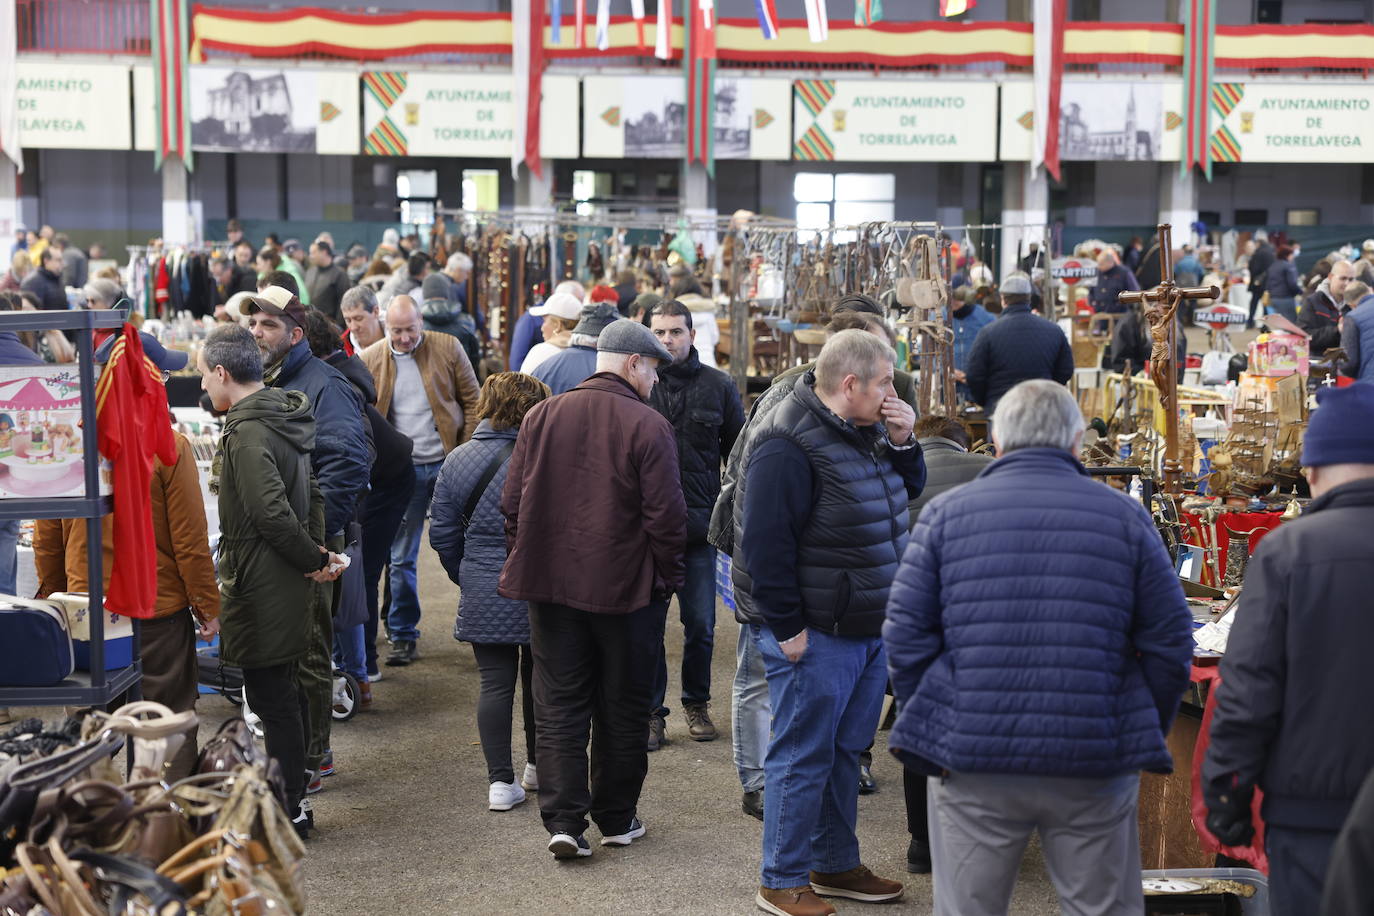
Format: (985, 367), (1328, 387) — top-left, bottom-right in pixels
(1180, 510), (1284, 588)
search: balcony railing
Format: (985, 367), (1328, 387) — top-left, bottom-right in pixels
(18, 0), (150, 55)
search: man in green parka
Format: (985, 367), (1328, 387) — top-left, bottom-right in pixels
(198, 323), (344, 836)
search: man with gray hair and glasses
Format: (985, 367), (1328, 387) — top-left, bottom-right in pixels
(735, 329), (924, 916)
(884, 378), (1193, 916)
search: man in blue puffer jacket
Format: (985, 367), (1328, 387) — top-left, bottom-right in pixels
(884, 379), (1192, 916)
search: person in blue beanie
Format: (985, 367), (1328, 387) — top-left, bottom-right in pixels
(1204, 382), (1374, 916)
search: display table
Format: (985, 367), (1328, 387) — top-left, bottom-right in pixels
(1179, 509), (1283, 588)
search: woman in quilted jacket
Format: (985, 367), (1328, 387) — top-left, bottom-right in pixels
(429, 372), (551, 813)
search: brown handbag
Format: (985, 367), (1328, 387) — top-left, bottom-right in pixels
(196, 720), (287, 815)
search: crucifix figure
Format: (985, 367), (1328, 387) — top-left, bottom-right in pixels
(1119, 224), (1220, 494)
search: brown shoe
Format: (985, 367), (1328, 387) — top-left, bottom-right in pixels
(358, 681), (373, 709)
(756, 885), (836, 916)
(810, 865), (904, 903)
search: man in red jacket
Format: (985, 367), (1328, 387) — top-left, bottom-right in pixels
(499, 319), (686, 862)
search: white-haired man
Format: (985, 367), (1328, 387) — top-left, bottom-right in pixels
(885, 378), (1192, 916)
(735, 330), (924, 916)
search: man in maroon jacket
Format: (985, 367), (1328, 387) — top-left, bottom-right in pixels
(500, 319), (687, 862)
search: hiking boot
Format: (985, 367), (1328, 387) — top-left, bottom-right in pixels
(647, 713), (667, 752)
(858, 765), (877, 794)
(386, 640), (418, 667)
(684, 703), (718, 741)
(756, 886), (836, 916)
(810, 865), (904, 903)
(742, 789), (764, 821)
(906, 837), (932, 874)
(358, 681), (373, 710)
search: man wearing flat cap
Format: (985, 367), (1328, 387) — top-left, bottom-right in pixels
(499, 318), (687, 862)
(1204, 383), (1374, 916)
(227, 285), (370, 795)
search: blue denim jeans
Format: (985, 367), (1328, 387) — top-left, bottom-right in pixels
(333, 623), (367, 683)
(732, 622), (770, 793)
(757, 625), (887, 889)
(651, 543), (717, 716)
(386, 460), (441, 643)
(0, 519), (20, 596)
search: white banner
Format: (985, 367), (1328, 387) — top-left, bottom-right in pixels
(1208, 83), (1374, 164)
(1001, 79), (1184, 162)
(582, 74), (790, 160)
(189, 66), (359, 155)
(15, 62), (132, 151)
(792, 79), (997, 163)
(362, 71), (578, 159)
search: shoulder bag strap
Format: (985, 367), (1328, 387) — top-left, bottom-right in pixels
(461, 441), (517, 530)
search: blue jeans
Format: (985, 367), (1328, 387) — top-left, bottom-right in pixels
(0, 519), (19, 595)
(386, 460), (441, 643)
(333, 624), (367, 683)
(732, 621), (770, 793)
(651, 543), (717, 716)
(757, 625), (887, 889)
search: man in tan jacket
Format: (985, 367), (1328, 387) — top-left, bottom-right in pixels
(360, 295), (480, 666)
(34, 429), (220, 779)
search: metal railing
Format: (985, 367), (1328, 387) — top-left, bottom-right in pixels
(18, 0), (150, 55)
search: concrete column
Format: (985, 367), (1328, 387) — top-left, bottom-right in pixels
(682, 162), (713, 211)
(515, 160), (554, 209)
(0, 157), (20, 245)
(1000, 161), (1049, 279)
(1159, 163), (1199, 244)
(160, 158), (201, 246)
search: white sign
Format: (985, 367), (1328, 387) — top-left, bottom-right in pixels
(362, 71), (578, 159)
(189, 66), (359, 155)
(15, 62), (132, 150)
(792, 79), (997, 162)
(1208, 83), (1374, 164)
(1051, 257), (1098, 281)
(1195, 306), (1247, 326)
(582, 75), (791, 160)
(1000, 80), (1184, 162)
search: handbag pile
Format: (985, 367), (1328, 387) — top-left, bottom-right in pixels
(0, 702), (305, 915)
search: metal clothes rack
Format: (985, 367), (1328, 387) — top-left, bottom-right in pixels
(0, 309), (142, 707)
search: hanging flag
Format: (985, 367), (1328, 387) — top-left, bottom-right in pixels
(631, 0), (647, 50)
(754, 0), (779, 39)
(803, 0), (828, 43)
(512, 0), (546, 179)
(151, 0), (193, 170)
(1032, 0), (1065, 181)
(1183, 0), (1217, 179)
(939, 0), (975, 15)
(575, 0), (587, 49)
(552, 0), (562, 43)
(855, 0), (883, 26)
(655, 0), (672, 60)
(0, 0), (19, 172)
(684, 0), (716, 177)
(595, 0), (611, 50)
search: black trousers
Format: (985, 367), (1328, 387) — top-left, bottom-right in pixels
(528, 600), (666, 838)
(904, 767), (928, 842)
(360, 469), (415, 673)
(470, 642), (537, 785)
(243, 661), (309, 815)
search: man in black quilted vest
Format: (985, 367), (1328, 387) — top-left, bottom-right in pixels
(736, 330), (926, 916)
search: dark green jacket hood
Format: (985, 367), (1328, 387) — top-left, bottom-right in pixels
(223, 388), (316, 454)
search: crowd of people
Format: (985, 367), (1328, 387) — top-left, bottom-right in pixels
(4, 217), (1374, 916)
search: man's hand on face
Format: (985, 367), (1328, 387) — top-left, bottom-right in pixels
(881, 396), (916, 444)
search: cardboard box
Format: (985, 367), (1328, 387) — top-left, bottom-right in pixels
(1246, 332), (1309, 378)
(50, 592), (134, 671)
(0, 366), (111, 499)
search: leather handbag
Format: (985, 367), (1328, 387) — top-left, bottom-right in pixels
(0, 596), (74, 687)
(0, 729), (123, 860)
(196, 720), (287, 816)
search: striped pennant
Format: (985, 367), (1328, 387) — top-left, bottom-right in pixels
(601, 106), (621, 126)
(855, 0), (882, 26)
(151, 0), (192, 170)
(364, 116), (408, 156)
(795, 80), (835, 119)
(754, 108), (774, 129)
(320, 101), (341, 123)
(363, 72), (407, 110)
(1016, 110), (1034, 130)
(1165, 111), (1183, 130)
(793, 124), (835, 161)
(1209, 124), (1242, 163)
(1211, 83), (1244, 119)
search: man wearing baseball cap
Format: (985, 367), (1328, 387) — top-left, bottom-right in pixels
(499, 319), (686, 861)
(229, 284), (370, 796)
(1204, 383), (1374, 915)
(530, 301), (620, 396)
(963, 272), (1074, 418)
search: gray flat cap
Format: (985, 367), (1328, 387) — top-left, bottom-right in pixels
(574, 302), (621, 338)
(597, 318), (672, 362)
(1000, 272), (1034, 296)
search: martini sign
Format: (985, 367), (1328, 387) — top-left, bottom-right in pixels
(1051, 258), (1098, 282)
(1195, 305), (1247, 330)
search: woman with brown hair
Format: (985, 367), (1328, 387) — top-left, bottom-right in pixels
(428, 371), (551, 812)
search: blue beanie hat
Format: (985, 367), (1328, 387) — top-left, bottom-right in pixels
(1301, 383), (1374, 468)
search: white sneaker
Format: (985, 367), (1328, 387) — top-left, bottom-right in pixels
(600, 817), (646, 847)
(488, 781), (526, 811)
(521, 763), (539, 792)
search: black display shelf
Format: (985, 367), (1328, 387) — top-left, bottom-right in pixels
(0, 309), (142, 708)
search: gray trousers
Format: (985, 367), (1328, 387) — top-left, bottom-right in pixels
(929, 771), (1144, 916)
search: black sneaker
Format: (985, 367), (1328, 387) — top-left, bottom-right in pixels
(906, 837), (932, 874)
(742, 789), (764, 821)
(385, 639), (418, 667)
(647, 713), (667, 752)
(548, 833), (593, 860)
(600, 817), (646, 847)
(292, 802), (313, 840)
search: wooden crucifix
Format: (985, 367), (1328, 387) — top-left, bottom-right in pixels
(1118, 224), (1220, 495)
